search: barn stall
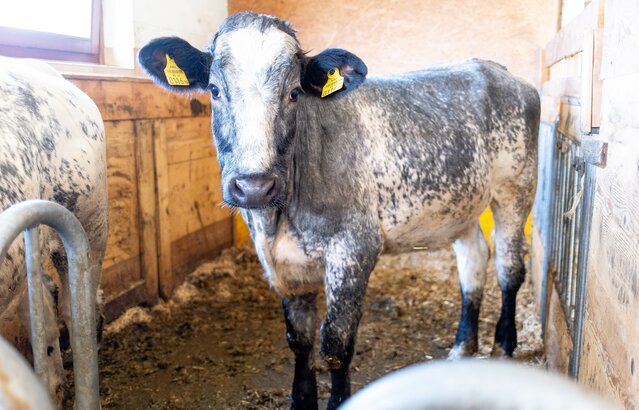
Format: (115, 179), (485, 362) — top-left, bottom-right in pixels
(0, 0), (636, 409)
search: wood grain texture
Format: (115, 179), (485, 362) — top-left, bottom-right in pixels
(544, 284), (573, 374)
(101, 256), (142, 300)
(544, 0), (602, 67)
(580, 29), (595, 133)
(579, 89), (639, 408)
(71, 77), (232, 311)
(576, 6), (639, 398)
(229, 0), (557, 86)
(168, 157), (227, 241)
(69, 78), (210, 121)
(135, 120), (160, 304)
(170, 219), (233, 280)
(153, 120), (174, 298)
(102, 120), (142, 277)
(591, 28), (603, 128)
(163, 116), (216, 165)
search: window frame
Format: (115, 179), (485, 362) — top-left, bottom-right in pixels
(0, 0), (102, 64)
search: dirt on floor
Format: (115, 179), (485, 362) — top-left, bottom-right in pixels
(64, 244), (543, 409)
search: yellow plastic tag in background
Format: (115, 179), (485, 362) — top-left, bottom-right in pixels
(321, 68), (344, 98)
(164, 54), (190, 86)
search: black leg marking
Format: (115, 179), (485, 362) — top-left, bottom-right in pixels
(494, 267), (525, 356)
(282, 294), (318, 410)
(451, 290), (482, 357)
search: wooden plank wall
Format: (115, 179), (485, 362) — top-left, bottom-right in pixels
(577, 0), (639, 407)
(66, 76), (232, 318)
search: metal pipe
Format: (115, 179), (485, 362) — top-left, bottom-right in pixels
(24, 226), (49, 388)
(0, 200), (99, 410)
(570, 163), (596, 378)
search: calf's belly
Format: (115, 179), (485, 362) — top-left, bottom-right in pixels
(380, 201), (489, 253)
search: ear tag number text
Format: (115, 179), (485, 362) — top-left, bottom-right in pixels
(321, 68), (344, 98)
(164, 54), (190, 86)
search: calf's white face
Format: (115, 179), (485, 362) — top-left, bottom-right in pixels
(138, 12), (367, 209)
(209, 26), (302, 208)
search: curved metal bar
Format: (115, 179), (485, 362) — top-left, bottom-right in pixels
(0, 335), (54, 410)
(24, 226), (49, 388)
(0, 199), (99, 410)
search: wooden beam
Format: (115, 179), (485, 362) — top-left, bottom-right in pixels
(580, 30), (595, 133)
(545, 0), (602, 68)
(135, 120), (159, 305)
(539, 48), (550, 86)
(69, 79), (211, 121)
(591, 28), (603, 128)
(153, 120), (174, 298)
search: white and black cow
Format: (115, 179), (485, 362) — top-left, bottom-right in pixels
(140, 12), (539, 409)
(0, 56), (108, 403)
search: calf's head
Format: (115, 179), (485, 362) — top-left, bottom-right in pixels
(139, 12), (367, 209)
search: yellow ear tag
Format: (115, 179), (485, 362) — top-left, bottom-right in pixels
(321, 68), (344, 98)
(163, 54), (190, 86)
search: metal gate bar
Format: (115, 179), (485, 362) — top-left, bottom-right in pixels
(546, 133), (595, 378)
(0, 200), (99, 410)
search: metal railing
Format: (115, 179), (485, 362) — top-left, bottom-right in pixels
(0, 200), (100, 410)
(547, 134), (596, 377)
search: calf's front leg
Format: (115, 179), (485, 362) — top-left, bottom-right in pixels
(321, 241), (378, 410)
(282, 293), (319, 410)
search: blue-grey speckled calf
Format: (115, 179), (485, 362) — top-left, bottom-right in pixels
(0, 56), (108, 404)
(140, 12), (539, 410)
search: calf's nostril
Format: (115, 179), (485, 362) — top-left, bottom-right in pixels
(231, 179), (246, 199)
(264, 179), (276, 196)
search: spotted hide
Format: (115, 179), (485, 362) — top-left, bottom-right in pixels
(139, 12), (540, 410)
(0, 56), (107, 405)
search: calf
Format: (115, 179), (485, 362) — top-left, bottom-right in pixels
(140, 12), (539, 409)
(0, 56), (108, 403)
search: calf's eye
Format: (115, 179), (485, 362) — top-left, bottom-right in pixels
(210, 84), (221, 99)
(289, 87), (302, 102)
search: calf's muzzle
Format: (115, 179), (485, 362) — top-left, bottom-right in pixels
(229, 174), (281, 208)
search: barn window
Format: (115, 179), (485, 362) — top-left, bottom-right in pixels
(0, 0), (101, 63)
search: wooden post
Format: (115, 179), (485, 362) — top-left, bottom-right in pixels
(153, 120), (173, 298)
(135, 120), (159, 304)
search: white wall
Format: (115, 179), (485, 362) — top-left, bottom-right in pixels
(100, 0), (227, 70)
(132, 0), (228, 49)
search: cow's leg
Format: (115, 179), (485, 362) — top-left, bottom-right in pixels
(321, 237), (379, 410)
(282, 293), (318, 410)
(449, 223), (489, 359)
(490, 189), (532, 357)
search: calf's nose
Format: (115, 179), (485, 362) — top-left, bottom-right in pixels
(229, 174), (280, 208)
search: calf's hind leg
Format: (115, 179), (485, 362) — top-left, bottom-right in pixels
(282, 293), (319, 410)
(490, 188), (533, 357)
(449, 223), (489, 359)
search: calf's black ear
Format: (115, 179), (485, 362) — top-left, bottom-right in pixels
(138, 37), (212, 93)
(301, 48), (367, 98)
